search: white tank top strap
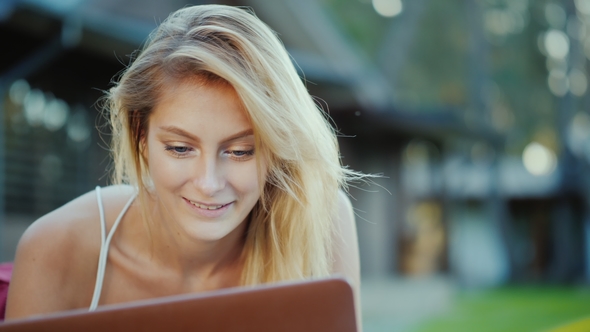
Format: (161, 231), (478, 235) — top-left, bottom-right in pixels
(89, 186), (137, 311)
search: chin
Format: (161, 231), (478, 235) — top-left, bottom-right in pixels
(181, 218), (244, 243)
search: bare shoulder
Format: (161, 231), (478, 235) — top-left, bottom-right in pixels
(336, 189), (355, 225)
(5, 184), (135, 319)
(332, 189), (358, 265)
(16, 184), (135, 259)
(333, 189), (362, 331)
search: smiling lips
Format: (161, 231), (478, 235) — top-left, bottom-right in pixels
(185, 198), (231, 210)
(184, 197), (233, 219)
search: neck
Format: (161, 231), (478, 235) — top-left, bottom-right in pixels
(133, 196), (247, 288)
(151, 222), (245, 278)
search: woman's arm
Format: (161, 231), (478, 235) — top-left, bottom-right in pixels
(331, 190), (363, 332)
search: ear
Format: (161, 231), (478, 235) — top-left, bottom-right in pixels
(140, 127), (148, 164)
(134, 110), (149, 165)
(140, 134), (148, 161)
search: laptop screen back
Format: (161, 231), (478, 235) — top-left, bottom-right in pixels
(0, 277), (357, 332)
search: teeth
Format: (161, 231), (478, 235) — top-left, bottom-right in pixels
(189, 200), (224, 210)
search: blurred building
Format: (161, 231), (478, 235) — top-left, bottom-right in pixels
(1, 0), (590, 287)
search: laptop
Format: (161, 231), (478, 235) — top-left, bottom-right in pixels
(0, 277), (357, 332)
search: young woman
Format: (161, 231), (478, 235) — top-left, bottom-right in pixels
(5, 4), (363, 328)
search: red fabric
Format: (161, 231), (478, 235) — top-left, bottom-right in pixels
(0, 262), (13, 321)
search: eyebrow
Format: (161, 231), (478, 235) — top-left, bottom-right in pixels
(158, 126), (254, 144)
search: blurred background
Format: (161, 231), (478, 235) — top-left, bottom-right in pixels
(1, 0), (590, 331)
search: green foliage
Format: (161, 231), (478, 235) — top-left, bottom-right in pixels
(318, 0), (588, 153)
(319, 0), (390, 56)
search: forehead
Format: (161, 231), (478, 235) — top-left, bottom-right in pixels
(149, 79), (252, 137)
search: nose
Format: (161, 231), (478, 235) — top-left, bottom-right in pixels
(192, 153), (225, 197)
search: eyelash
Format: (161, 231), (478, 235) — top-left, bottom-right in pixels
(164, 145), (255, 161)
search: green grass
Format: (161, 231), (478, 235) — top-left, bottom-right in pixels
(412, 286), (590, 332)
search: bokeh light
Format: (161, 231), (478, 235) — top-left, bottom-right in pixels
(566, 111), (590, 156)
(372, 0), (403, 18)
(484, 9), (526, 37)
(566, 17), (584, 40)
(43, 98), (69, 131)
(67, 107), (91, 144)
(544, 29), (570, 59)
(23, 89), (46, 127)
(8, 79), (30, 106)
(546, 57), (568, 72)
(568, 68), (588, 96)
(548, 69), (569, 96)
(575, 0), (590, 15)
(522, 142), (557, 176)
(545, 3), (567, 29)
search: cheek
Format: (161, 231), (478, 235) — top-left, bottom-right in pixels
(228, 162), (263, 198)
(147, 141), (188, 189)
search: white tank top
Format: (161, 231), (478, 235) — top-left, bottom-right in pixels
(89, 186), (137, 311)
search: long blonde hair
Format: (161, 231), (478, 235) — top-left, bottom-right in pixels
(105, 4), (359, 285)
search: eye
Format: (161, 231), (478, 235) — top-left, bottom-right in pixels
(232, 150), (252, 156)
(165, 145), (193, 158)
(172, 147), (189, 153)
(226, 149), (255, 161)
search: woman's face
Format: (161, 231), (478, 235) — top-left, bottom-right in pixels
(144, 79), (265, 243)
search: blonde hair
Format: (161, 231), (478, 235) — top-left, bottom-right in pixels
(105, 4), (358, 285)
